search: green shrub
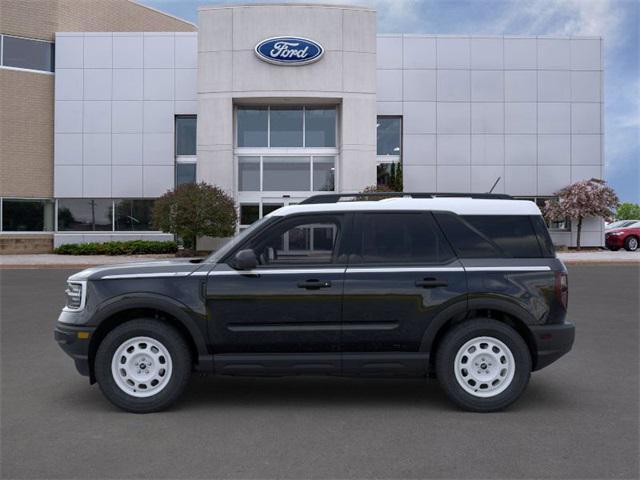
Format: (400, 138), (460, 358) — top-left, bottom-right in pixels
(54, 240), (178, 256)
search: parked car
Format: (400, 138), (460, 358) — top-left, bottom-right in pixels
(605, 222), (640, 251)
(605, 220), (639, 230)
(55, 193), (574, 413)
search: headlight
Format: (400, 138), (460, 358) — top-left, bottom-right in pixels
(608, 231), (624, 236)
(64, 281), (86, 311)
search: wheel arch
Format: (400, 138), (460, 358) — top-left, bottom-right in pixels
(87, 294), (208, 383)
(421, 297), (539, 371)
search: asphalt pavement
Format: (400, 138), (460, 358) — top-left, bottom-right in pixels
(1, 266), (638, 479)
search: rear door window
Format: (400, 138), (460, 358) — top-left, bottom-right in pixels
(462, 215), (543, 258)
(352, 212), (455, 264)
(434, 212), (502, 258)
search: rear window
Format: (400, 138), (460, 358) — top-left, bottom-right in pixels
(353, 212), (455, 264)
(434, 213), (548, 258)
(462, 215), (543, 258)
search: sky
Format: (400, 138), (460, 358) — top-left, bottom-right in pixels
(140, 0), (639, 203)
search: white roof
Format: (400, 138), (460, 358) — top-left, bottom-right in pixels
(270, 197), (542, 217)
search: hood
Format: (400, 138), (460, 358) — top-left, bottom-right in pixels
(68, 258), (204, 281)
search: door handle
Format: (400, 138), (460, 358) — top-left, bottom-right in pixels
(415, 278), (448, 288)
(297, 279), (332, 289)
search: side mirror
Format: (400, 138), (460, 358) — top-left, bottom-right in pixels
(232, 249), (258, 270)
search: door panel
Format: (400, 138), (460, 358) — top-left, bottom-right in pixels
(341, 212), (468, 362)
(206, 213), (348, 354)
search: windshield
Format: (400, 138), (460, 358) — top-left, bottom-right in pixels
(205, 216), (273, 264)
(607, 220), (636, 229)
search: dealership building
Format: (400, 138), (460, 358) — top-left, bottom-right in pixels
(0, 1), (605, 252)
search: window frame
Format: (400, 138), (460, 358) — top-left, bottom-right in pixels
(0, 34), (55, 75)
(376, 116), (403, 189)
(235, 105), (338, 149)
(223, 212), (350, 268)
(349, 211), (457, 266)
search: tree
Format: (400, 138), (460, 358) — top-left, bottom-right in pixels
(152, 182), (237, 251)
(616, 202), (640, 220)
(543, 178), (619, 250)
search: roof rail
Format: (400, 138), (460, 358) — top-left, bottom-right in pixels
(299, 192), (513, 204)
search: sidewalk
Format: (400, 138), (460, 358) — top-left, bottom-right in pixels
(0, 251), (638, 268)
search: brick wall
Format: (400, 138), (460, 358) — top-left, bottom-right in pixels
(0, 0), (196, 200)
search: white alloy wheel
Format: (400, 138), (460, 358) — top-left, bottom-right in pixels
(628, 237), (638, 251)
(111, 336), (173, 398)
(453, 336), (515, 398)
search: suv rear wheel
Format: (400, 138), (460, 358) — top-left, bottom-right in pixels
(95, 319), (191, 413)
(435, 318), (531, 412)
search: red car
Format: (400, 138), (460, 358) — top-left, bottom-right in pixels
(605, 222), (640, 251)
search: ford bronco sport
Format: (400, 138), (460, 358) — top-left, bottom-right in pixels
(55, 193), (574, 413)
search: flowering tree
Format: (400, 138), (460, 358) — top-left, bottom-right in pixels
(152, 182), (237, 251)
(544, 179), (619, 250)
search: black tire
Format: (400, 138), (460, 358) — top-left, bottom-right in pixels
(95, 319), (192, 413)
(624, 236), (639, 251)
(435, 318), (531, 412)
(608, 246), (620, 251)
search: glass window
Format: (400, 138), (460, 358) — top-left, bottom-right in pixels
(114, 199), (155, 231)
(248, 215), (341, 266)
(530, 216), (556, 258)
(263, 203), (283, 216)
(462, 215), (542, 258)
(435, 212), (503, 258)
(240, 204), (259, 225)
(237, 107), (268, 147)
(354, 213), (454, 264)
(305, 108), (336, 147)
(2, 35), (54, 72)
(238, 156), (260, 191)
(313, 157), (335, 191)
(176, 163), (196, 186)
(263, 156), (310, 191)
(175, 116), (196, 156)
(2, 199), (53, 231)
(57, 199), (112, 231)
(377, 117), (401, 156)
(270, 107), (303, 147)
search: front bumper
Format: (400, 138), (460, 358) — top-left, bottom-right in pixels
(54, 323), (95, 378)
(605, 235), (624, 248)
(530, 321), (575, 371)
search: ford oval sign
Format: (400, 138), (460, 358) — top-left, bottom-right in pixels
(255, 37), (324, 66)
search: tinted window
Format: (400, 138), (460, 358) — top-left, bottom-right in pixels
(434, 212), (501, 258)
(354, 213), (454, 264)
(313, 157), (335, 191)
(305, 107), (336, 147)
(262, 156), (310, 191)
(176, 163), (196, 186)
(114, 199), (155, 231)
(530, 215), (556, 258)
(2, 35), (54, 72)
(270, 107), (303, 147)
(57, 199), (112, 231)
(377, 117), (401, 156)
(2, 199), (53, 231)
(240, 204), (259, 225)
(248, 215), (341, 266)
(175, 116), (196, 155)
(462, 215), (542, 258)
(237, 107), (268, 147)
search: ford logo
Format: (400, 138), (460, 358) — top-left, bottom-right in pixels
(255, 37), (324, 66)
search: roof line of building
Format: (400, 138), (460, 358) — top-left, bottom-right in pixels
(198, 2), (375, 12)
(129, 0), (198, 29)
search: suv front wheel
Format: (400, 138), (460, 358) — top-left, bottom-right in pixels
(435, 319), (531, 412)
(94, 319), (192, 413)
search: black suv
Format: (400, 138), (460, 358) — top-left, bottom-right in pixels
(55, 193), (574, 413)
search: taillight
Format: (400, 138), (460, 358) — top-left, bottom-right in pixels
(555, 272), (568, 310)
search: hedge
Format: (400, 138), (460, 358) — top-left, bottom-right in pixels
(54, 240), (178, 256)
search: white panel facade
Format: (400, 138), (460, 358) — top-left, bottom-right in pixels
(54, 32), (198, 199)
(378, 35), (604, 245)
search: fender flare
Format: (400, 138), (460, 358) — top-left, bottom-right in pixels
(90, 293), (209, 356)
(419, 295), (537, 353)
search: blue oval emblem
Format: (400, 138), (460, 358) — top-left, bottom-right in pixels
(255, 37), (324, 66)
